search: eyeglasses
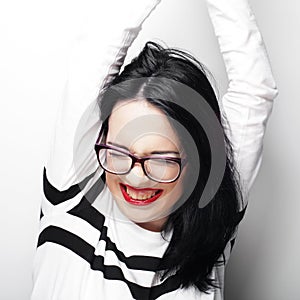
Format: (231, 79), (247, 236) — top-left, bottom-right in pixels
(94, 143), (186, 183)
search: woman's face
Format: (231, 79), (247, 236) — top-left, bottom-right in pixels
(104, 99), (188, 232)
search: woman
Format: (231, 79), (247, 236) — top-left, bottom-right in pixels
(31, 0), (278, 299)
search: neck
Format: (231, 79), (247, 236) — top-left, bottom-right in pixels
(135, 216), (167, 232)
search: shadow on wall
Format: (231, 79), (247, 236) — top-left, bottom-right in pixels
(224, 144), (281, 300)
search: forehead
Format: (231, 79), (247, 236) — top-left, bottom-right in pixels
(106, 99), (182, 153)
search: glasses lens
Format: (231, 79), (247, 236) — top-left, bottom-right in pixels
(98, 148), (131, 174)
(145, 158), (180, 182)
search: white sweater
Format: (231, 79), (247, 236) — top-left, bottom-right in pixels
(30, 0), (278, 299)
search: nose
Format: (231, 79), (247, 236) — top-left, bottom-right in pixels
(131, 161), (146, 178)
(124, 162), (150, 186)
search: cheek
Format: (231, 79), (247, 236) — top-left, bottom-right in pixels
(166, 169), (188, 203)
(173, 181), (184, 197)
(163, 177), (185, 202)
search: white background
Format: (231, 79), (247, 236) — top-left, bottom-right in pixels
(0, 0), (299, 299)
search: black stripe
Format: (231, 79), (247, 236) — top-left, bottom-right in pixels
(149, 275), (181, 300)
(38, 225), (94, 261)
(68, 194), (106, 231)
(68, 195), (162, 272)
(84, 172), (106, 204)
(43, 167), (96, 205)
(38, 226), (181, 300)
(43, 169), (161, 272)
(41, 171), (182, 297)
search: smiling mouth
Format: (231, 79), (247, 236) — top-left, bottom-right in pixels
(119, 183), (163, 206)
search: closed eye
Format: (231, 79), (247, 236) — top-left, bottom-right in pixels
(108, 151), (128, 158)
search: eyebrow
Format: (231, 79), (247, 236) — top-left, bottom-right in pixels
(107, 141), (180, 155)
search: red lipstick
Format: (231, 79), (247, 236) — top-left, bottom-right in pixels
(120, 183), (163, 206)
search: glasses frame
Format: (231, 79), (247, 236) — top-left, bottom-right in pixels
(94, 143), (186, 183)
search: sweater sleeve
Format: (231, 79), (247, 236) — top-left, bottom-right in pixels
(41, 0), (161, 215)
(206, 0), (278, 203)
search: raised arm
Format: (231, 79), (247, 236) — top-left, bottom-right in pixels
(42, 0), (161, 214)
(206, 0), (278, 202)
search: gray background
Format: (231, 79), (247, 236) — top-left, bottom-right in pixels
(0, 0), (299, 299)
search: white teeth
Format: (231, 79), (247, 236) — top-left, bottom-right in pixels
(125, 186), (158, 200)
